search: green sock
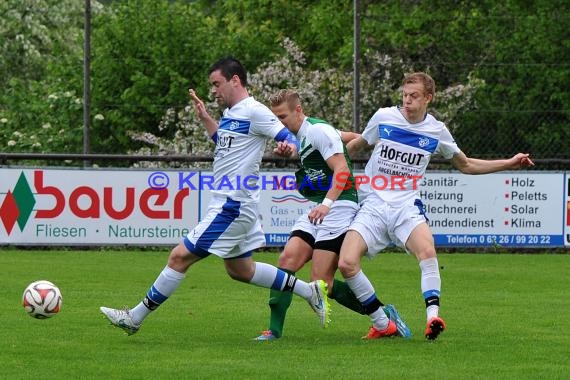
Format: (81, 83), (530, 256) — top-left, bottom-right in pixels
(330, 278), (366, 315)
(267, 269), (294, 338)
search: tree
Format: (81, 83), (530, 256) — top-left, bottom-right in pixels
(2, 0), (566, 160)
(129, 38), (481, 166)
(465, 0), (570, 158)
(359, 0), (569, 158)
(88, 1), (213, 153)
(0, 0), (89, 154)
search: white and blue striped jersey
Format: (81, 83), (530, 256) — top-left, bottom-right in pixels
(211, 96), (285, 203)
(361, 106), (460, 204)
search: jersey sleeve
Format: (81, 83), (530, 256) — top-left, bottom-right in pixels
(309, 124), (344, 161)
(362, 109), (382, 145)
(436, 125), (461, 159)
(249, 102), (286, 138)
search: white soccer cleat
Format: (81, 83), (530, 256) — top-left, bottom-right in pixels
(100, 306), (141, 335)
(308, 280), (331, 328)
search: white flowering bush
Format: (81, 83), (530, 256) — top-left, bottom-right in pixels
(129, 105), (214, 169)
(129, 38), (483, 168)
(0, 0), (104, 155)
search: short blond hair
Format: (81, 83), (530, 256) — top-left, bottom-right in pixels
(269, 89), (301, 109)
(402, 72), (436, 97)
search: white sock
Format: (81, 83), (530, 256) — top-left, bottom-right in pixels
(426, 305), (439, 320)
(250, 262), (311, 299)
(346, 270), (388, 329)
(130, 266), (185, 324)
(420, 258), (441, 321)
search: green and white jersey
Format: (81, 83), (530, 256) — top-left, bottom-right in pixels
(294, 117), (358, 204)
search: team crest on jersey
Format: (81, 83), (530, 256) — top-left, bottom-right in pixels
(305, 167), (324, 181)
(229, 121), (240, 130)
(418, 137), (430, 148)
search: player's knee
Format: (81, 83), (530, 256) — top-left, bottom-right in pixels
(226, 268), (249, 282)
(277, 249), (293, 267)
(414, 247), (437, 261)
(337, 256), (358, 278)
(167, 244), (192, 271)
(225, 259), (254, 283)
(277, 249), (306, 271)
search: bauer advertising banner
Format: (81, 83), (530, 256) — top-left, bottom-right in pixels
(0, 168), (567, 248)
(0, 169), (198, 245)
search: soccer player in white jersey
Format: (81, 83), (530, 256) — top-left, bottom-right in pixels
(100, 58), (331, 336)
(255, 89), (411, 341)
(339, 72), (534, 340)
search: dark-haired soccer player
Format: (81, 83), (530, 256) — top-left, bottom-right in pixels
(100, 58), (331, 335)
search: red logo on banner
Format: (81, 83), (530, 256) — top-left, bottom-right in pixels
(0, 170), (190, 236)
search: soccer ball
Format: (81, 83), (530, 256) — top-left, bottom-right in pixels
(22, 280), (63, 319)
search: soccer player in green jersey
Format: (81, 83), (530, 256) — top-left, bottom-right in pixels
(255, 89), (411, 340)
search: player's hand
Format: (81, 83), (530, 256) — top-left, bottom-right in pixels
(188, 89), (210, 120)
(308, 204), (331, 225)
(273, 140), (296, 157)
(512, 153), (535, 168)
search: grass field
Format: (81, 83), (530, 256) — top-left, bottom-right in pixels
(2, 249), (569, 379)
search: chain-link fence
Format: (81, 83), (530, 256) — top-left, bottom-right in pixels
(354, 2), (569, 162)
(1, 1), (568, 167)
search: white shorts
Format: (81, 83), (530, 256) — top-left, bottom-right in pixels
(350, 197), (427, 257)
(291, 200), (359, 243)
(183, 195), (265, 259)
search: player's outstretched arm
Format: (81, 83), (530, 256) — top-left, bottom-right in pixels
(451, 151), (535, 175)
(340, 131), (361, 144)
(346, 136), (370, 159)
